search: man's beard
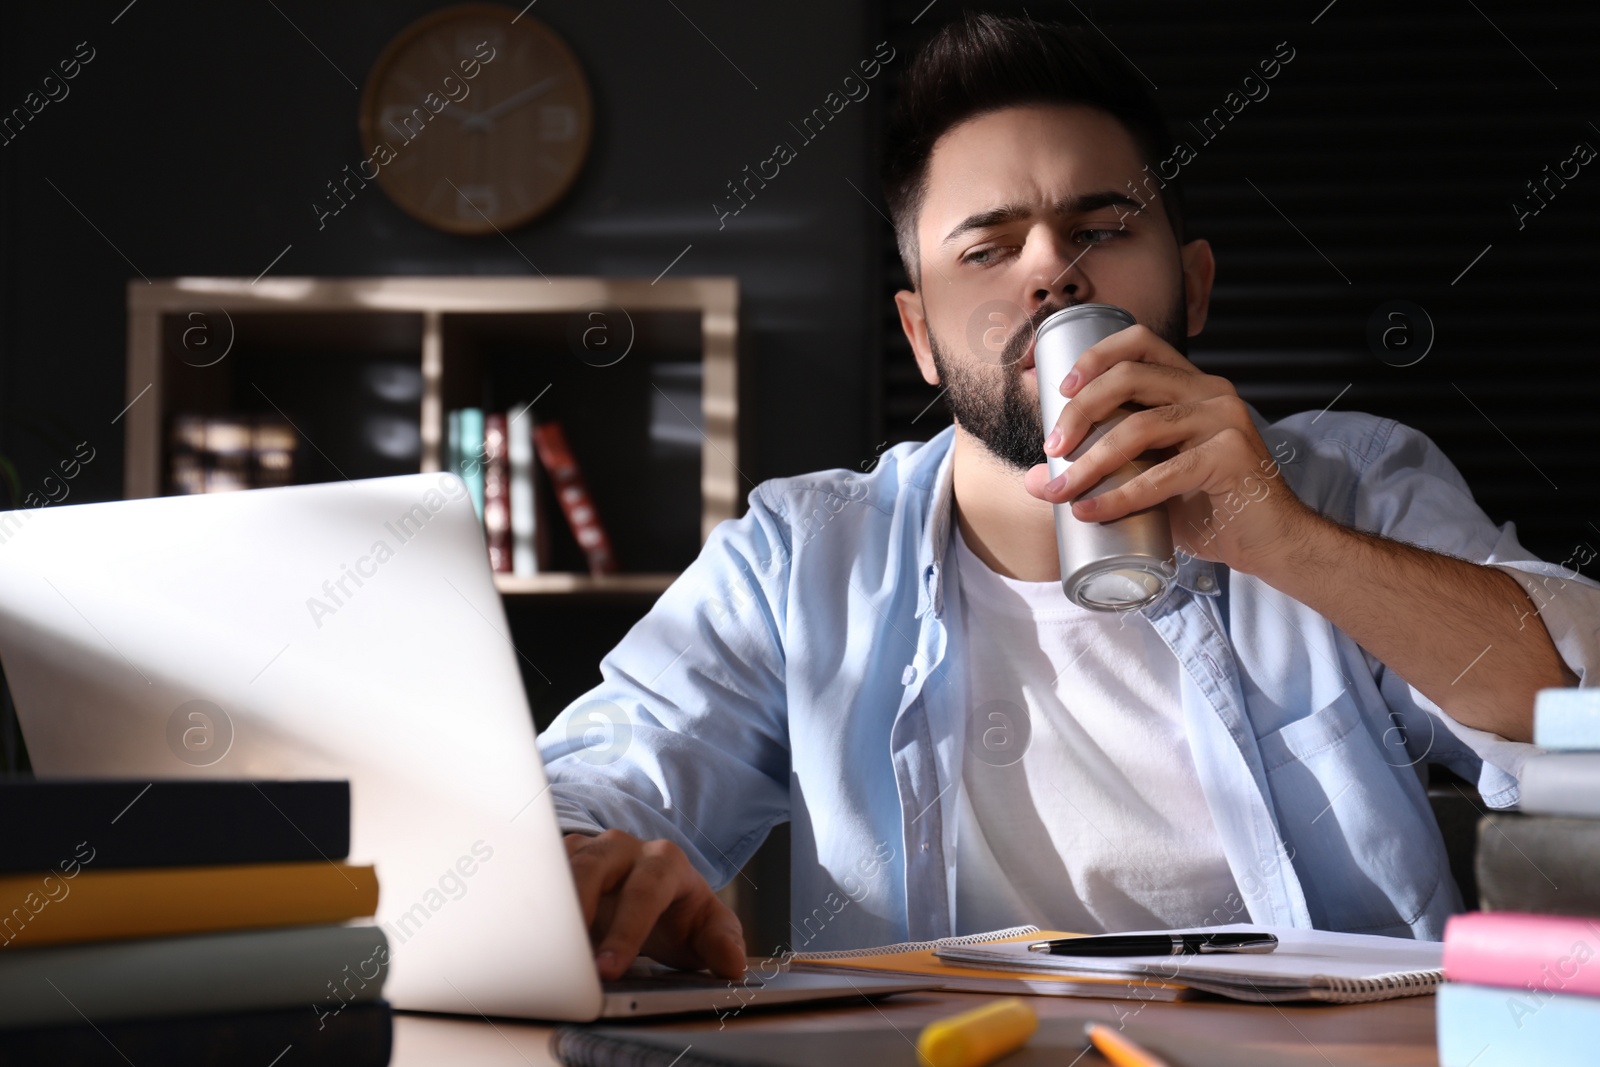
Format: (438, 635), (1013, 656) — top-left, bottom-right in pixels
(927, 297), (1190, 472)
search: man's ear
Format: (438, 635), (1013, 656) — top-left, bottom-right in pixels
(1180, 238), (1216, 338)
(894, 288), (940, 386)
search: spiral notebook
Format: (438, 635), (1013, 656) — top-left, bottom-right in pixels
(934, 923), (1444, 1004)
(786, 925), (1188, 1002)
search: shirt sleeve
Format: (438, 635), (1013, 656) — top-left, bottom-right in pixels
(535, 486), (794, 888)
(1347, 419), (1600, 808)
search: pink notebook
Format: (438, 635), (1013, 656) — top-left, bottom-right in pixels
(1443, 912), (1600, 996)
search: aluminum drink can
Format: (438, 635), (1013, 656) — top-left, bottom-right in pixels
(1034, 303), (1173, 611)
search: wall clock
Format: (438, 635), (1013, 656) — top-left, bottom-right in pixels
(359, 4), (594, 234)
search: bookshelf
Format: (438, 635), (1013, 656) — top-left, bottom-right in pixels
(123, 277), (740, 598)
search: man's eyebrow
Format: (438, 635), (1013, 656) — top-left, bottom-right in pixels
(940, 203), (1032, 247)
(940, 191), (1149, 247)
(1062, 191), (1147, 217)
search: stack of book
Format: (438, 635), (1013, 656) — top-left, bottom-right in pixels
(169, 415), (297, 494)
(0, 780), (390, 1065)
(1436, 687), (1600, 1065)
(1474, 687), (1600, 919)
(447, 405), (616, 577)
(1438, 912), (1600, 1065)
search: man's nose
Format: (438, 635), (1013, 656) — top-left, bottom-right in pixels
(1023, 230), (1088, 310)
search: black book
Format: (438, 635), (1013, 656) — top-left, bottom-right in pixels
(1476, 812), (1600, 918)
(0, 1000), (390, 1067)
(0, 779), (348, 873)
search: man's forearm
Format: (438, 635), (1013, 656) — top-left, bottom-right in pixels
(1252, 512), (1574, 742)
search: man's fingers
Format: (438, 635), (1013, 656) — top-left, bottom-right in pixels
(642, 894), (747, 979)
(690, 905), (748, 980)
(565, 829), (640, 927)
(592, 848), (685, 979)
(1068, 324), (1198, 385)
(564, 831), (745, 982)
(1050, 404), (1229, 503)
(1073, 433), (1230, 523)
(1050, 364), (1233, 456)
(1023, 462), (1055, 501)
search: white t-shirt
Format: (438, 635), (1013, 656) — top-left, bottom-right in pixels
(951, 523), (1241, 935)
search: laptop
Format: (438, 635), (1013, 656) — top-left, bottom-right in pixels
(0, 474), (928, 1020)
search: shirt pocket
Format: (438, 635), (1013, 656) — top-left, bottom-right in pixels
(1254, 689), (1454, 936)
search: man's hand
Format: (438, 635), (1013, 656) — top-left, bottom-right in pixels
(1024, 324), (1312, 574)
(1019, 324), (1573, 740)
(565, 829), (746, 981)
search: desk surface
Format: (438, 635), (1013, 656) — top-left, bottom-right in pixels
(391, 988), (1439, 1066)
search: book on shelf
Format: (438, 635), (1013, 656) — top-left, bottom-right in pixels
(457, 407), (486, 518)
(483, 412), (512, 573)
(448, 406), (626, 579)
(534, 421), (618, 576)
(0, 860), (377, 949)
(0, 1001), (392, 1067)
(169, 415), (297, 494)
(251, 419), (296, 488)
(1533, 686), (1600, 749)
(507, 401), (546, 576)
(1476, 813), (1600, 917)
(0, 778), (349, 873)
(449, 404), (552, 576)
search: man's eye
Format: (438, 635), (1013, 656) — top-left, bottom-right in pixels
(1076, 228), (1126, 245)
(962, 247), (997, 266)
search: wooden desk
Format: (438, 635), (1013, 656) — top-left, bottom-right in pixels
(392, 988), (1439, 1066)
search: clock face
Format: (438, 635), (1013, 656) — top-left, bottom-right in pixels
(359, 4), (594, 234)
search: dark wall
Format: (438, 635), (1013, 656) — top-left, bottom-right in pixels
(0, 0), (882, 504)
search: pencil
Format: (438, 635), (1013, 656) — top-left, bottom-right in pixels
(1085, 1022), (1171, 1067)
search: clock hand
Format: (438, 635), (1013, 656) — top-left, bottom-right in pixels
(462, 75), (563, 132)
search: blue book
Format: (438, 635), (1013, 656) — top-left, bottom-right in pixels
(1437, 982), (1600, 1066)
(1534, 688), (1600, 749)
(457, 407), (486, 519)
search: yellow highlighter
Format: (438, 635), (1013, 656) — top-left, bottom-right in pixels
(916, 997), (1038, 1067)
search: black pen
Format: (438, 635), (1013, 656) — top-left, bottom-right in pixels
(1027, 932), (1279, 956)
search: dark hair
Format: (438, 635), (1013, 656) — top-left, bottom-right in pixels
(882, 12), (1184, 288)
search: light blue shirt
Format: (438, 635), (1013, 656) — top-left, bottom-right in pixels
(537, 411), (1600, 948)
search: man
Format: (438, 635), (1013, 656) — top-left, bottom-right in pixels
(537, 14), (1597, 982)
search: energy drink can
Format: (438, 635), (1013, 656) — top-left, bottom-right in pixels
(1034, 303), (1173, 611)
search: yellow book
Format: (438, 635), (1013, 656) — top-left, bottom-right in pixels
(0, 862), (378, 949)
(787, 926), (1187, 1002)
